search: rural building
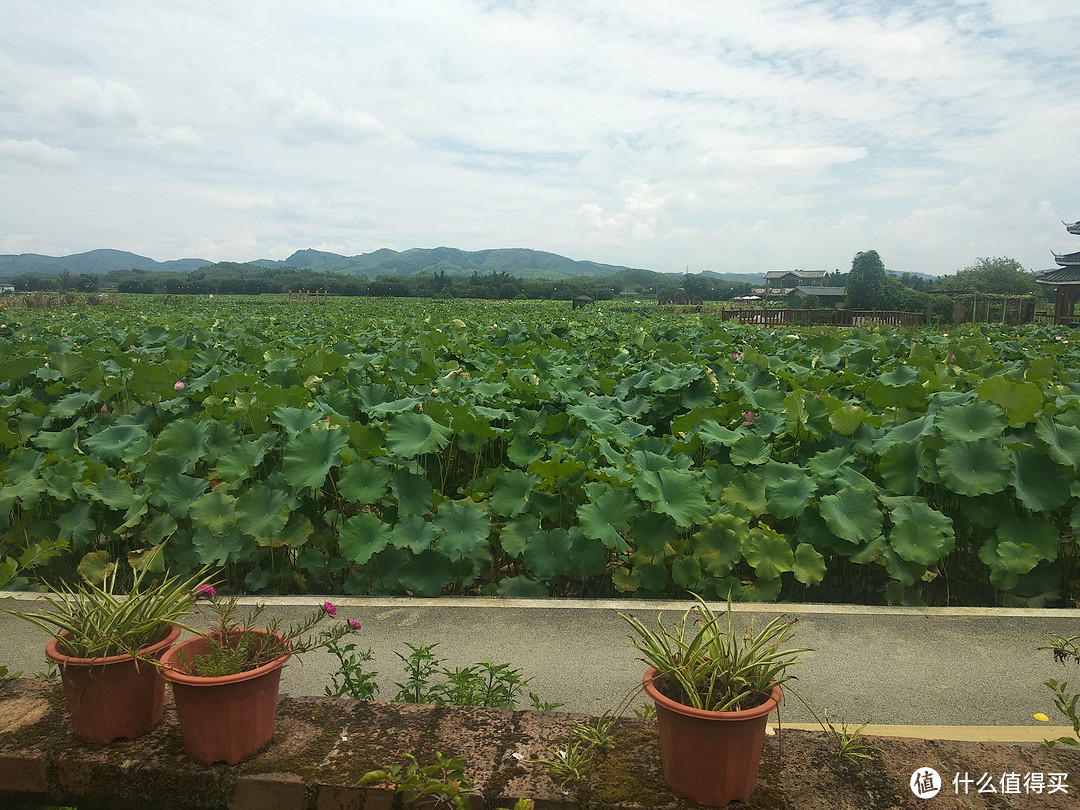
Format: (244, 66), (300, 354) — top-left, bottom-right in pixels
(1036, 220), (1080, 325)
(787, 286), (846, 308)
(763, 269), (828, 300)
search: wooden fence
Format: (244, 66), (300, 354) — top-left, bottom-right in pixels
(715, 308), (926, 327)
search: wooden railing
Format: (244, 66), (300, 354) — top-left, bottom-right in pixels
(715, 308), (926, 327)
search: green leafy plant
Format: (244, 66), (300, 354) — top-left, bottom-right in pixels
(621, 593), (807, 711)
(1038, 632), (1080, 748)
(5, 546), (212, 659)
(161, 589), (359, 676)
(359, 751), (532, 810)
(533, 740), (594, 790)
(324, 639), (379, 700)
(1038, 679), (1080, 748)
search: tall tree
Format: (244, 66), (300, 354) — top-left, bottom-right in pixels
(844, 250), (891, 309)
(934, 257), (1038, 295)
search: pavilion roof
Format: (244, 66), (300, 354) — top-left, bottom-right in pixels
(1036, 266), (1080, 285)
(1053, 250), (1080, 266)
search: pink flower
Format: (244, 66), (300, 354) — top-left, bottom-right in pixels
(127, 344), (135, 350)
(732, 352), (740, 360)
(194, 583), (216, 598)
(347, 619), (361, 630)
(741, 410), (756, 427)
(174, 380), (186, 391)
(100, 403), (108, 414)
(324, 601), (337, 617)
(949, 354), (956, 362)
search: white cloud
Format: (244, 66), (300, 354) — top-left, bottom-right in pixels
(0, 0), (1078, 272)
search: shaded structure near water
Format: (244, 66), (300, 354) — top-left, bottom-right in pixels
(1036, 219), (1080, 325)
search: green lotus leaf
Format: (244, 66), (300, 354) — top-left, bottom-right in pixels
(576, 488), (640, 552)
(272, 406), (324, 435)
(872, 415), (935, 453)
(633, 468), (712, 527)
(191, 527), (244, 564)
(55, 501), (95, 548)
(81, 473), (135, 510)
(629, 511), (677, 556)
(48, 391), (96, 420)
(154, 419), (211, 470)
(849, 535), (887, 565)
(188, 488), (238, 534)
(882, 546), (924, 588)
(793, 542), (827, 585)
(497, 575), (549, 597)
(621, 561), (669, 593)
(934, 400), (1006, 442)
(819, 488), (882, 544)
(996, 515), (1059, 562)
(980, 538), (1039, 575)
(563, 527), (608, 581)
(730, 433), (770, 466)
(887, 500), (955, 565)
(490, 469), (539, 518)
(672, 555), (703, 590)
(936, 439), (1011, 496)
(51, 353), (91, 382)
(432, 500), (490, 559)
(77, 550), (113, 585)
(721, 472), (767, 517)
(40, 459), (83, 501)
(977, 376), (1042, 426)
(395, 548), (454, 596)
(385, 411), (453, 458)
(876, 441), (919, 495)
(806, 447), (855, 479)
(338, 461), (391, 504)
(391, 514), (435, 554)
(692, 512), (746, 576)
(214, 429), (278, 482)
(695, 419), (742, 447)
(235, 484), (292, 540)
(390, 469), (434, 516)
(84, 424), (151, 463)
(282, 425), (349, 489)
(829, 404), (867, 436)
(523, 528), (573, 582)
(499, 514), (540, 558)
(268, 513), (313, 549)
(339, 512), (393, 565)
(744, 528), (794, 580)
(761, 466), (817, 520)
(878, 364), (920, 387)
(155, 473), (208, 518)
(1012, 449), (1070, 513)
(1035, 417), (1080, 471)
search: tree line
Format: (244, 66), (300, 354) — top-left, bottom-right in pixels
(2, 255), (1048, 309)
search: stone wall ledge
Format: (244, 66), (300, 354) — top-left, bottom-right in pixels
(4, 678), (1080, 810)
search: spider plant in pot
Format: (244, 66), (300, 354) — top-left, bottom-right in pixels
(621, 593), (807, 807)
(151, 587), (361, 765)
(5, 547), (212, 743)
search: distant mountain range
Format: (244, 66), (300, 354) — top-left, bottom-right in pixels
(0, 246), (774, 284)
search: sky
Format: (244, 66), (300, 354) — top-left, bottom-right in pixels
(2, 1), (1079, 277)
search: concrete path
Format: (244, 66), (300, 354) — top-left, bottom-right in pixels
(3, 594), (1078, 741)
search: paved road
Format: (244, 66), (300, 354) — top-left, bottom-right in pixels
(3, 594), (1079, 730)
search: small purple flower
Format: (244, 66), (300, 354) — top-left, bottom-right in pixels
(347, 619), (361, 630)
(324, 601), (337, 617)
(194, 583), (216, 598)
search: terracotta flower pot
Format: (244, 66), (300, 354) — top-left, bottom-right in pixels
(159, 633), (291, 765)
(45, 623), (181, 744)
(642, 667), (781, 807)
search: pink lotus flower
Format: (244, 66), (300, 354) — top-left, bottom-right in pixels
(324, 601), (337, 617)
(732, 352), (740, 360)
(741, 410), (756, 427)
(100, 403), (108, 414)
(174, 380), (186, 391)
(347, 619), (361, 630)
(949, 354), (956, 362)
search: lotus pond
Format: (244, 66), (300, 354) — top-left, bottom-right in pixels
(1, 296), (1078, 606)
